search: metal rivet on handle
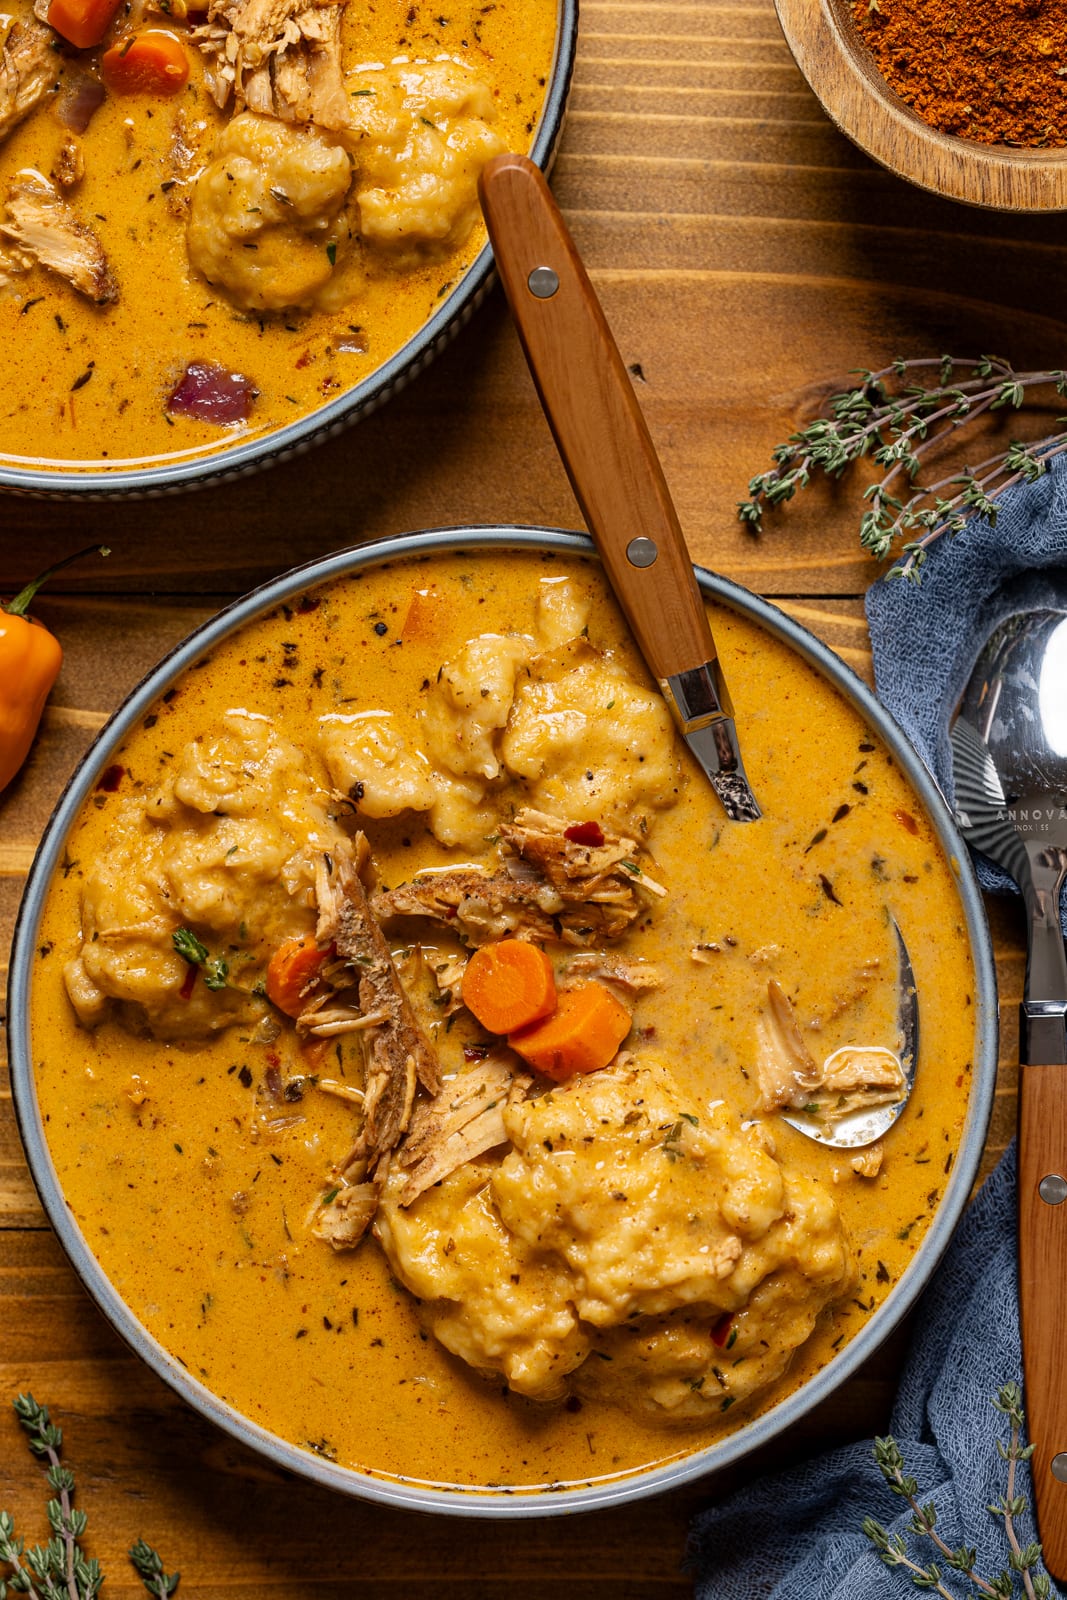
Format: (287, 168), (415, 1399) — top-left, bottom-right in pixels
(1040, 1174), (1067, 1205)
(1052, 1453), (1067, 1482)
(627, 537), (658, 569)
(527, 266), (559, 299)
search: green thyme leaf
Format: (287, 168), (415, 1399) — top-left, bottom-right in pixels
(172, 927), (209, 965)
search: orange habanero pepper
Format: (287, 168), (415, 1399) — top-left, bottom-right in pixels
(0, 545), (109, 794)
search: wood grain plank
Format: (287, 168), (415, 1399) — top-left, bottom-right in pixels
(0, 0), (1044, 1589)
(5, 266), (1062, 596)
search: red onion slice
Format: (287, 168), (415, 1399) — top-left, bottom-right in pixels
(167, 361), (256, 425)
(55, 73), (106, 134)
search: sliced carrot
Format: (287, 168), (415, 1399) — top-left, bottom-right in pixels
(400, 588), (444, 645)
(102, 30), (190, 95)
(46, 0), (123, 48)
(508, 981), (631, 1081)
(266, 934), (327, 1019)
(462, 939), (556, 1035)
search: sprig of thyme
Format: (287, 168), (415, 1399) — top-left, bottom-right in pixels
(739, 356), (1067, 583)
(862, 1383), (1050, 1598)
(172, 926), (229, 990)
(0, 1397), (178, 1600)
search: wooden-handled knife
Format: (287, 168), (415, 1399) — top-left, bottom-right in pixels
(478, 152), (761, 823)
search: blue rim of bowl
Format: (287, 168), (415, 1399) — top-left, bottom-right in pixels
(7, 526), (999, 1515)
(0, 4), (578, 501)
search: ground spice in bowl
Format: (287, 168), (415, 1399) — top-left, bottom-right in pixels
(851, 0), (1067, 147)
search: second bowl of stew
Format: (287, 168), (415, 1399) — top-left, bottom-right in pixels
(0, 0), (575, 496)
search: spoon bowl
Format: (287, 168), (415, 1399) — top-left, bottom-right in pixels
(960, 609), (1067, 802)
(780, 921), (918, 1150)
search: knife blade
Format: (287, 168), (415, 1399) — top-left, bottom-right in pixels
(477, 153), (761, 823)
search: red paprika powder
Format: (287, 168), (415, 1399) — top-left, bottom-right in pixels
(852, 0), (1067, 146)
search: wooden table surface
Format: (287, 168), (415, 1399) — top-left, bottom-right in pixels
(0, 0), (1059, 1591)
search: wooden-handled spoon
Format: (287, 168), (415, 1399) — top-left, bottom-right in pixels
(477, 152), (761, 824)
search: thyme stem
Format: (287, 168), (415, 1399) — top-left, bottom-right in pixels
(864, 1384), (1051, 1598)
(1, 1396), (179, 1600)
(739, 356), (1067, 583)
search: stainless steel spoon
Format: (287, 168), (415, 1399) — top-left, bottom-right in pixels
(780, 920), (918, 1150)
(950, 606), (1067, 1581)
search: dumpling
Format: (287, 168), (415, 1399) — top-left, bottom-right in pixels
(65, 712), (354, 1038)
(187, 113), (354, 312)
(500, 655), (684, 831)
(420, 632), (534, 783)
(347, 62), (506, 268)
(376, 1055), (854, 1419)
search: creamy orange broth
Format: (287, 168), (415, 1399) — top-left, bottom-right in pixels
(29, 550), (976, 1490)
(0, 0), (556, 472)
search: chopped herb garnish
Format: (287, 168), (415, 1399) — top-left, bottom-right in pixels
(173, 928), (228, 990)
(173, 927), (209, 965)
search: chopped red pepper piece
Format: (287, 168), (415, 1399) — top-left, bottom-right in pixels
(710, 1313), (734, 1348)
(564, 820), (605, 847)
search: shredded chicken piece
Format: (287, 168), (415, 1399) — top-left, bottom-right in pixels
(193, 0), (350, 129)
(164, 110), (199, 218)
(314, 834), (369, 943)
(850, 1143), (884, 1179)
(0, 16), (53, 146)
(372, 869), (563, 946)
(0, 237), (31, 289)
(53, 136), (84, 192)
(335, 856), (440, 1139)
(561, 953), (663, 995)
(373, 810), (665, 949)
(396, 1056), (530, 1206)
(0, 173), (117, 303)
(816, 1045), (906, 1120)
(755, 981), (821, 1112)
(501, 809), (666, 899)
(428, 950), (468, 1017)
(312, 1179), (380, 1249)
(305, 850), (442, 1249)
(755, 981), (906, 1124)
(315, 1077), (364, 1104)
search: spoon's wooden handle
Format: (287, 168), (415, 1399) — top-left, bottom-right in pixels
(1019, 1062), (1067, 1581)
(477, 151), (717, 683)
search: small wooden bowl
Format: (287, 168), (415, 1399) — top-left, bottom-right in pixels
(775, 0), (1067, 212)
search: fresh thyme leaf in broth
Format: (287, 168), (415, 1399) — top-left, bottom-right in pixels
(173, 927), (209, 965)
(173, 929), (229, 991)
(203, 957), (229, 991)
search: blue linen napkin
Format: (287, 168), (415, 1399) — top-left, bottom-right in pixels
(686, 1147), (1039, 1598)
(688, 467), (1067, 1596)
(864, 456), (1067, 915)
